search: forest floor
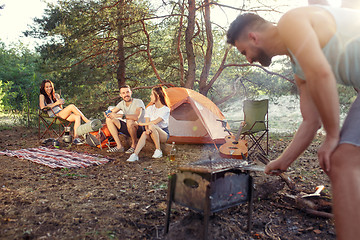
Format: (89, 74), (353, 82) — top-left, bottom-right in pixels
(0, 126), (336, 240)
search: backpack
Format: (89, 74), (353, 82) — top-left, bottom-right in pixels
(85, 124), (116, 149)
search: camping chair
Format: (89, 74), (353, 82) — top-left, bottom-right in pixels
(38, 106), (72, 140)
(241, 99), (269, 155)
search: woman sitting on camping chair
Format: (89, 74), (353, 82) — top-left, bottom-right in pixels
(126, 86), (170, 162)
(39, 79), (90, 145)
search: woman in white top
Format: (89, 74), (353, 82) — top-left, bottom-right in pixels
(39, 79), (90, 144)
(127, 86), (170, 162)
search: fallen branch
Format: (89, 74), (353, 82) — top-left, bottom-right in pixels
(253, 153), (333, 218)
(282, 192), (333, 218)
(303, 209), (333, 219)
(253, 153), (297, 191)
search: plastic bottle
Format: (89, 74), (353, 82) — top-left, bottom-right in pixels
(169, 142), (176, 161)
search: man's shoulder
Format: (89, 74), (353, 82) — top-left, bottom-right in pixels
(117, 100), (125, 105)
(279, 6), (322, 26)
(133, 98), (144, 103)
(115, 100), (125, 109)
(277, 7), (318, 42)
(132, 98), (145, 106)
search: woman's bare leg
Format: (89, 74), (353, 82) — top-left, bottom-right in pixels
(134, 132), (148, 155)
(65, 113), (81, 137)
(149, 125), (168, 149)
(57, 104), (89, 123)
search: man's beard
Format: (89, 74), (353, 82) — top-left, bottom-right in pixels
(256, 48), (272, 67)
(124, 96), (132, 102)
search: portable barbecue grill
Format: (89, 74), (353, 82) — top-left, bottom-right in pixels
(164, 157), (255, 240)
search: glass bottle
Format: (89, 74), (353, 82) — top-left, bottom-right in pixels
(169, 142), (176, 161)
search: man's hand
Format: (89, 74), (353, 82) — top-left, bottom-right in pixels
(107, 112), (116, 119)
(317, 135), (339, 173)
(264, 157), (290, 176)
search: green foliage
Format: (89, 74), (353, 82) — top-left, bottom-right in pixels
(0, 42), (43, 126)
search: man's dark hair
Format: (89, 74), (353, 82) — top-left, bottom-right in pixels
(119, 85), (131, 90)
(226, 13), (267, 45)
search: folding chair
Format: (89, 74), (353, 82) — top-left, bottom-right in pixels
(38, 106), (72, 140)
(241, 99), (269, 155)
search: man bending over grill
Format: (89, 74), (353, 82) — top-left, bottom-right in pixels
(227, 5), (360, 240)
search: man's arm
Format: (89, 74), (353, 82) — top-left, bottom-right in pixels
(265, 76), (321, 174)
(278, 8), (340, 171)
(105, 106), (120, 119)
(124, 107), (143, 121)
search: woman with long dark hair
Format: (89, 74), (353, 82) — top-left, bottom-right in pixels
(39, 79), (90, 144)
(127, 86), (170, 162)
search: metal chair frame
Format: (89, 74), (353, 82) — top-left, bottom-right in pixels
(38, 106), (72, 140)
(241, 99), (269, 155)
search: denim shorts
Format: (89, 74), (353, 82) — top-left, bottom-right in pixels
(161, 127), (170, 140)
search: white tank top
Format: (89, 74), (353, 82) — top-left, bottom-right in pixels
(290, 6), (360, 89)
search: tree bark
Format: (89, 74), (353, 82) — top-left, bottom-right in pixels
(140, 20), (164, 83)
(116, 0), (126, 89)
(184, 0), (196, 89)
(177, 0), (185, 86)
(198, 0), (213, 96)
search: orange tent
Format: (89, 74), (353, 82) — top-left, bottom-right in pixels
(164, 87), (228, 144)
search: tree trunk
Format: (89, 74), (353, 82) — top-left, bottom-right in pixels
(116, 0), (126, 89)
(141, 20), (164, 83)
(26, 91), (30, 128)
(199, 0), (213, 96)
(177, 0), (185, 86)
(184, 0), (196, 89)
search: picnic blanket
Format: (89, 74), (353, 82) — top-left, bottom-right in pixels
(0, 146), (110, 168)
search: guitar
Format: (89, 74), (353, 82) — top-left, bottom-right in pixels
(219, 121), (248, 159)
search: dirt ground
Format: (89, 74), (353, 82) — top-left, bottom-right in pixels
(0, 126), (335, 240)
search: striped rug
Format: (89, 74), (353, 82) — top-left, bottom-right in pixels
(0, 146), (110, 168)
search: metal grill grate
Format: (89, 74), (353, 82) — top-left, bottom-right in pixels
(179, 157), (250, 173)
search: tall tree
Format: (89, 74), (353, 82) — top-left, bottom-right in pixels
(26, 0), (151, 89)
(198, 0), (213, 95)
(184, 0), (197, 89)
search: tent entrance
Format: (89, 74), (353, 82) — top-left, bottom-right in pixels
(169, 103), (208, 139)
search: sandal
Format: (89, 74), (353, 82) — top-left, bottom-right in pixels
(107, 146), (124, 153)
(125, 147), (135, 154)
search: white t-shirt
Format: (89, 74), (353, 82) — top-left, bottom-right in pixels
(144, 104), (170, 129)
(115, 98), (145, 123)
